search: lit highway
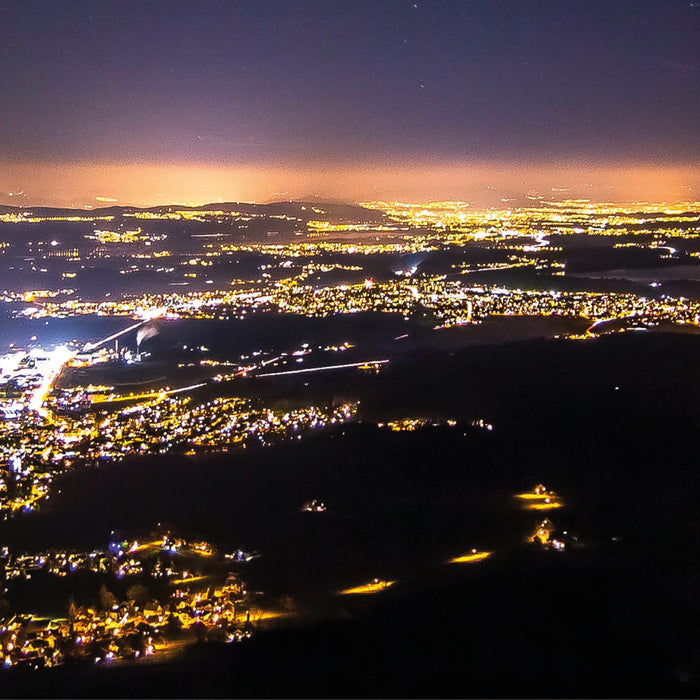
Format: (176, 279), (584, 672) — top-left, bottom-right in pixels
(257, 359), (389, 378)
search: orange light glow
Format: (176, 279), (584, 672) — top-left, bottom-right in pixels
(525, 501), (563, 511)
(340, 579), (396, 595)
(449, 550), (492, 564)
(3, 159), (699, 208)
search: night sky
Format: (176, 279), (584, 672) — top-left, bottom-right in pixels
(1, 0), (699, 205)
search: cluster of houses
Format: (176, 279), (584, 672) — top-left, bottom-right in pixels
(0, 573), (256, 671)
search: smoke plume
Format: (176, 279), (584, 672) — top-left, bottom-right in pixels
(136, 323), (159, 349)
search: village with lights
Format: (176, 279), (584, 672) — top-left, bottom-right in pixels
(0, 529), (263, 670)
(3, 199), (698, 341)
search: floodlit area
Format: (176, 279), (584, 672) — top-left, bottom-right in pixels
(448, 550), (492, 564)
(0, 346), (75, 417)
(340, 579), (396, 595)
(515, 485), (564, 511)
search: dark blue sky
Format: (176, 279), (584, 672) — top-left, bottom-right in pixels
(1, 0), (699, 204)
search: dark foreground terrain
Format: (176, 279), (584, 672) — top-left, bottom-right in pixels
(1, 331), (699, 697)
(1, 549), (696, 698)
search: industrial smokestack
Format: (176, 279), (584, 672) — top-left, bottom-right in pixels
(135, 323), (159, 361)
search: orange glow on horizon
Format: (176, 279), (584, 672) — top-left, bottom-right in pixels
(1, 159), (699, 209)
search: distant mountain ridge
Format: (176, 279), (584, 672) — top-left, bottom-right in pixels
(0, 200), (389, 224)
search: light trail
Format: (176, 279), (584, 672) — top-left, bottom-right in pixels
(164, 382), (207, 394)
(585, 314), (639, 335)
(84, 321), (145, 352)
(257, 359), (389, 378)
(586, 318), (610, 334)
(460, 261), (532, 274)
(94, 382), (207, 406)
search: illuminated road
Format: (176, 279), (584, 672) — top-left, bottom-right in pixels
(585, 314), (640, 336)
(92, 382), (207, 406)
(83, 321), (145, 352)
(130, 539), (213, 557)
(257, 359), (389, 378)
(30, 346), (76, 415)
